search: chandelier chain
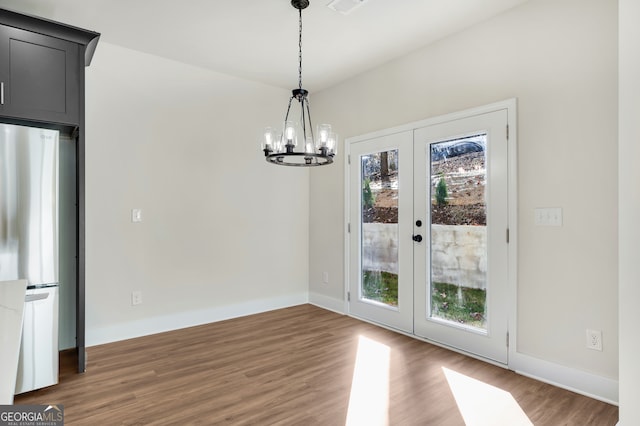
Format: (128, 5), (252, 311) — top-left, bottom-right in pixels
(298, 7), (303, 91)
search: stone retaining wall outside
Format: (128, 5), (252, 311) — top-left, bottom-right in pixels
(361, 223), (486, 289)
(361, 223), (399, 275)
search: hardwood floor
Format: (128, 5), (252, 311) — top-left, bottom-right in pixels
(14, 304), (618, 425)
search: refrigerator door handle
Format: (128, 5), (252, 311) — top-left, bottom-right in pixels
(25, 293), (49, 303)
(1, 82), (4, 104)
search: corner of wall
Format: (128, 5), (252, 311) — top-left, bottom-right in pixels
(309, 292), (346, 315)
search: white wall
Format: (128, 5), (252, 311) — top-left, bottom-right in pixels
(84, 43), (309, 345)
(618, 0), (640, 422)
(310, 0), (618, 400)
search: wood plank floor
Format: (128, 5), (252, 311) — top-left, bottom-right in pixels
(15, 304), (618, 425)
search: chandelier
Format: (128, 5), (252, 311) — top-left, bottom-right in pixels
(261, 0), (337, 167)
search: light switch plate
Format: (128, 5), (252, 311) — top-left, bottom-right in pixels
(131, 290), (142, 306)
(534, 207), (562, 226)
(131, 209), (142, 223)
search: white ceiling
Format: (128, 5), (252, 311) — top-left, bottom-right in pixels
(0, 0), (529, 92)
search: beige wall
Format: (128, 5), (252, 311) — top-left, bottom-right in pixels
(619, 0), (640, 422)
(310, 0), (618, 387)
(85, 43), (310, 345)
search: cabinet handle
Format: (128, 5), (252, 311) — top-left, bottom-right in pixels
(0, 82), (4, 105)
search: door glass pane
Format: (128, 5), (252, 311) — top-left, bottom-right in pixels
(429, 135), (487, 330)
(361, 150), (399, 307)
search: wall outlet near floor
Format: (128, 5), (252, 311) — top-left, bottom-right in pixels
(322, 271), (329, 284)
(586, 329), (602, 351)
(131, 290), (143, 306)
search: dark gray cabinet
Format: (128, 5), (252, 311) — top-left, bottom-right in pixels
(1, 8), (99, 375)
(0, 24), (80, 125)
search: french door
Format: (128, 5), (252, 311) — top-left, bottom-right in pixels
(348, 107), (511, 364)
(348, 131), (414, 333)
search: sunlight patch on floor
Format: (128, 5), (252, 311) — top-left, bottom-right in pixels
(442, 367), (533, 426)
(345, 335), (391, 426)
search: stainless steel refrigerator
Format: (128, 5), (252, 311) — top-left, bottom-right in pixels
(0, 122), (59, 394)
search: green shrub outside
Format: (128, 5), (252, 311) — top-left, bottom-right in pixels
(435, 176), (448, 206)
(363, 178), (375, 209)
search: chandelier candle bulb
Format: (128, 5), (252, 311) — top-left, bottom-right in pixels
(317, 123), (331, 147)
(328, 132), (338, 154)
(275, 133), (284, 153)
(261, 127), (277, 153)
(305, 136), (314, 154)
(284, 121), (298, 149)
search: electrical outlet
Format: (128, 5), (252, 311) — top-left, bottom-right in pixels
(322, 271), (329, 284)
(586, 329), (602, 351)
(131, 290), (143, 306)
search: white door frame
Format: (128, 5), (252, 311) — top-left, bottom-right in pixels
(344, 99), (518, 365)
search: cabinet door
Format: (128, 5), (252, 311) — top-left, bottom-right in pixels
(0, 24), (80, 125)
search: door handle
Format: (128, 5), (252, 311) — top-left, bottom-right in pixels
(412, 234), (423, 242)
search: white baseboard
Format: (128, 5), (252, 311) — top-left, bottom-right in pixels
(86, 292), (309, 347)
(510, 351), (619, 405)
(87, 293), (619, 406)
(308, 291), (346, 314)
(348, 310), (619, 405)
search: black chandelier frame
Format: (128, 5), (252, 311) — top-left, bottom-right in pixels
(262, 0), (335, 167)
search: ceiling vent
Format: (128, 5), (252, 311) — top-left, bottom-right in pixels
(327, 0), (369, 15)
